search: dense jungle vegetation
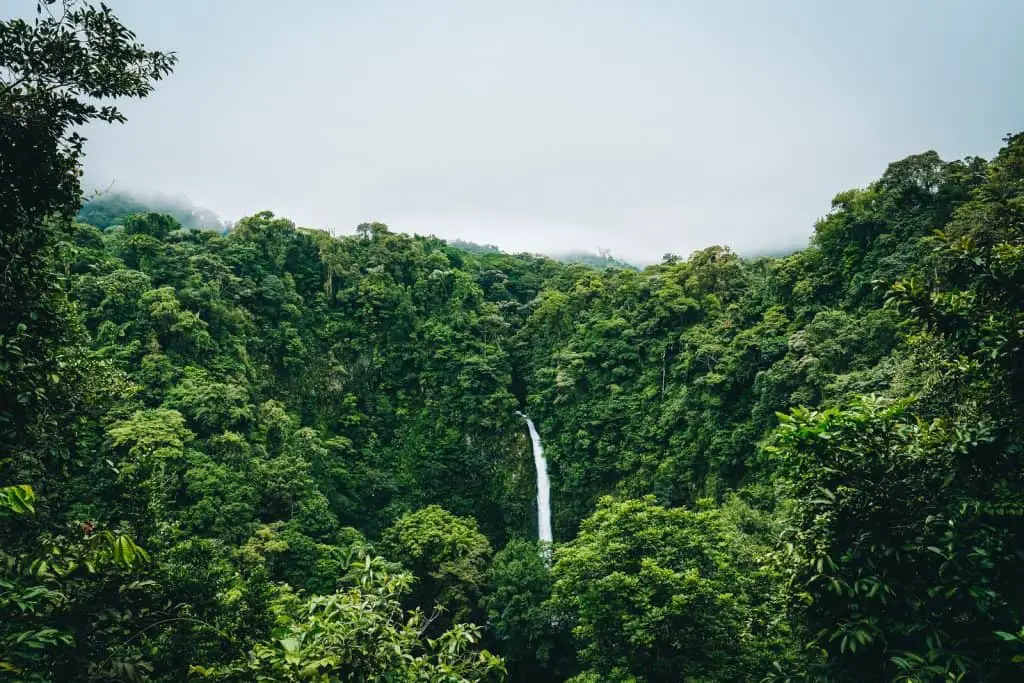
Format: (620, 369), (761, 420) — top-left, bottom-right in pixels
(2, 2), (1023, 681)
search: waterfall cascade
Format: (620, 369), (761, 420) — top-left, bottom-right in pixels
(517, 412), (553, 545)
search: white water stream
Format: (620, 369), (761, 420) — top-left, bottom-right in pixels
(517, 412), (553, 544)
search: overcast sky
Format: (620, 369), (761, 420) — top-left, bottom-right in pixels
(32, 0), (1024, 262)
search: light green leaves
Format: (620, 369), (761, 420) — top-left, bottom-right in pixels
(0, 485), (35, 516)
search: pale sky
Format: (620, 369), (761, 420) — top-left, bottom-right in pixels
(17, 0), (1022, 263)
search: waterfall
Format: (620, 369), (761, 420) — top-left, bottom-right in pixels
(517, 412), (553, 545)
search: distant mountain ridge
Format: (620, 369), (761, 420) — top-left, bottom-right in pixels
(449, 238), (637, 270)
(78, 193), (781, 270)
(549, 249), (637, 270)
(77, 190), (226, 231)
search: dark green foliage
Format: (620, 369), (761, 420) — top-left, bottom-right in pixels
(550, 496), (792, 682)
(0, 2), (175, 678)
(768, 397), (1024, 680)
(193, 553), (505, 682)
(485, 538), (573, 681)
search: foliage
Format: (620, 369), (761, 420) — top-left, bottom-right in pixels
(767, 396), (1024, 680)
(0, 483), (154, 680)
(193, 552), (505, 682)
(0, 2), (175, 679)
(382, 505), (494, 628)
(550, 495), (792, 682)
(766, 133), (1024, 682)
(484, 538), (571, 681)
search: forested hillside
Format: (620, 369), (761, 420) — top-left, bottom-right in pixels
(3, 3), (1023, 682)
(77, 192), (225, 232)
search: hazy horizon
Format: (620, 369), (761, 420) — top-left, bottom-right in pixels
(49, 0), (1024, 263)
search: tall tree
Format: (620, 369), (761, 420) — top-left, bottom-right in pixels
(0, 2), (175, 678)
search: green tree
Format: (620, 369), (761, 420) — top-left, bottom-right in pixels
(550, 496), (781, 682)
(0, 3), (174, 679)
(382, 505), (493, 627)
